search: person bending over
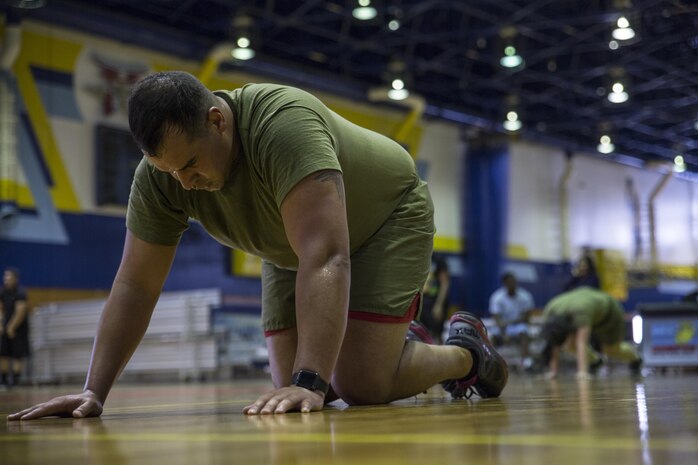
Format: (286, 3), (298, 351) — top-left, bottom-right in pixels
(9, 71), (507, 420)
(541, 287), (641, 380)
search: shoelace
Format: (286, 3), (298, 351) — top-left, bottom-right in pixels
(461, 387), (476, 399)
(450, 382), (477, 399)
(444, 373), (478, 399)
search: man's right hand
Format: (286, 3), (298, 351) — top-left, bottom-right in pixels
(7, 390), (103, 421)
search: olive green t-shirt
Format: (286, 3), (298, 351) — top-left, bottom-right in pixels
(543, 287), (616, 328)
(126, 83), (419, 270)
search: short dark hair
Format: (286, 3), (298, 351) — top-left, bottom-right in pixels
(579, 255), (597, 274)
(541, 314), (575, 347)
(501, 272), (515, 283)
(128, 71), (216, 157)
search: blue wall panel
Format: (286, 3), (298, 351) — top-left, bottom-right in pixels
(1, 213), (123, 287)
(0, 213), (261, 297)
(464, 141), (509, 315)
(0, 216), (682, 312)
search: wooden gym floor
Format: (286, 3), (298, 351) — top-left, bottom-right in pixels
(1, 373), (696, 465)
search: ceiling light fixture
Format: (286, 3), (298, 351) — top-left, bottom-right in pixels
(384, 58), (410, 101)
(612, 16), (636, 41)
(498, 27), (525, 70)
(674, 155), (686, 173)
(353, 0), (377, 21)
(503, 110), (522, 132)
(387, 6), (403, 31)
(500, 46), (524, 69)
(230, 15), (256, 60)
(597, 135), (615, 154)
(388, 78), (409, 101)
(607, 82), (629, 103)
(232, 37), (255, 60)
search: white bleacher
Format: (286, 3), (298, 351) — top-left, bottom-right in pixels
(30, 289), (221, 383)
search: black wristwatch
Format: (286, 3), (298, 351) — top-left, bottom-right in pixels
(291, 369), (329, 395)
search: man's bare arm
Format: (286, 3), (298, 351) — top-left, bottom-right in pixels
(8, 231), (177, 420)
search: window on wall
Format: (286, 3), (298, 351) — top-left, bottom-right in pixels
(95, 125), (142, 206)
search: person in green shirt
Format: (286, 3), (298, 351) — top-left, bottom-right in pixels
(541, 287), (642, 380)
(8, 71), (507, 420)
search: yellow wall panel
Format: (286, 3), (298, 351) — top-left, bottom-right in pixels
(231, 250), (263, 277)
(12, 29), (82, 211)
(434, 236), (462, 253)
(506, 244), (529, 260)
(0, 180), (35, 207)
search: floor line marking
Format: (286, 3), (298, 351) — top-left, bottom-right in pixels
(0, 432), (695, 452)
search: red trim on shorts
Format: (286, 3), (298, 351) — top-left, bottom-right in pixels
(264, 292), (419, 337)
(264, 293), (420, 337)
(264, 327), (293, 338)
(348, 293), (420, 323)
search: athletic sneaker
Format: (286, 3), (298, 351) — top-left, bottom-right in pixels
(406, 320), (435, 344)
(589, 356), (605, 375)
(441, 311), (508, 399)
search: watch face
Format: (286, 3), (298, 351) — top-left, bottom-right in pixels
(295, 370), (319, 388)
(292, 370), (328, 394)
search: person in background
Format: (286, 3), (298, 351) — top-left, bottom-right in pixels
(541, 287), (642, 380)
(488, 272), (535, 370)
(8, 71), (508, 420)
(564, 255), (600, 291)
(0, 267), (30, 389)
(419, 254), (450, 343)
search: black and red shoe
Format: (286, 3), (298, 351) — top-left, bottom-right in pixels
(406, 319), (435, 344)
(441, 311), (508, 399)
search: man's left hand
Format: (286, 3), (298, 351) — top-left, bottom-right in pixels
(7, 328), (15, 339)
(243, 386), (325, 415)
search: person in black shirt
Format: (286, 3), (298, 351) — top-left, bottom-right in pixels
(564, 255), (600, 291)
(419, 254), (450, 342)
(0, 267), (29, 388)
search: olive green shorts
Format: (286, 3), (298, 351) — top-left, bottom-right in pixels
(261, 180), (435, 333)
(593, 300), (626, 345)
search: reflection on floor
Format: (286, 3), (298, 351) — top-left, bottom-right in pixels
(1, 373), (697, 465)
